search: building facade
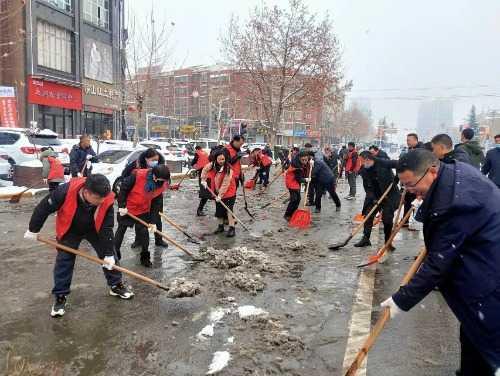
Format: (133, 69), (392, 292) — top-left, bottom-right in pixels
(0, 0), (125, 139)
(417, 99), (454, 142)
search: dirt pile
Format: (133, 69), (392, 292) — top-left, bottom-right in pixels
(223, 269), (266, 294)
(166, 278), (201, 298)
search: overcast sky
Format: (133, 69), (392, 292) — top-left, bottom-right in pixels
(129, 0), (500, 134)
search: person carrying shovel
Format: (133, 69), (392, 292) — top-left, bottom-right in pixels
(115, 165), (171, 268)
(354, 151), (400, 248)
(23, 174), (134, 318)
(283, 151), (311, 221)
(191, 145), (210, 216)
(201, 148), (237, 237)
(381, 150), (500, 376)
(249, 147), (273, 189)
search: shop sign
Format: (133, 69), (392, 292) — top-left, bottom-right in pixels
(27, 76), (82, 110)
(83, 80), (120, 111)
(307, 129), (321, 138)
(0, 86), (18, 127)
(293, 129), (307, 137)
(278, 129), (293, 137)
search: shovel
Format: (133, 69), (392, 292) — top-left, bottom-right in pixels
(159, 212), (203, 244)
(38, 236), (170, 292)
(126, 212), (203, 261)
(240, 175), (256, 219)
(289, 163), (313, 229)
(259, 190), (288, 209)
(9, 185), (37, 203)
(345, 247), (428, 376)
(170, 169), (192, 190)
(328, 182), (394, 250)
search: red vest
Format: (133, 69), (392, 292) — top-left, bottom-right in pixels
(206, 168), (237, 199)
(225, 144), (241, 179)
(56, 178), (115, 240)
(47, 156), (65, 180)
(285, 166), (301, 190)
(126, 169), (167, 215)
(260, 153), (272, 167)
(193, 150), (209, 170)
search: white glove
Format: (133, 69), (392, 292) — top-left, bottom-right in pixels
(381, 297), (404, 319)
(77, 173), (83, 178)
(305, 178), (311, 183)
(118, 208), (128, 216)
(43, 178), (48, 184)
(309, 159), (315, 166)
(215, 195), (222, 202)
(148, 224), (157, 233)
(201, 181), (208, 188)
(86, 160), (92, 169)
(86, 154), (93, 160)
(24, 230), (38, 241)
(255, 166), (261, 171)
(411, 198), (423, 207)
(102, 255), (115, 270)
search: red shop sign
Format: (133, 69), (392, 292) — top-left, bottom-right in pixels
(27, 76), (82, 110)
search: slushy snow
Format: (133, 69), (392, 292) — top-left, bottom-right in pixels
(206, 351), (231, 374)
(237, 305), (268, 319)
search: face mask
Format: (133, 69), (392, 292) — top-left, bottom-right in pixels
(364, 163), (373, 169)
(147, 160), (159, 168)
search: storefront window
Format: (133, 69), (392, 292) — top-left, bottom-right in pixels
(37, 105), (73, 138)
(43, 0), (72, 12)
(83, 112), (113, 139)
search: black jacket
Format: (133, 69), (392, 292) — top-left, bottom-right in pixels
(358, 159), (400, 209)
(69, 144), (98, 177)
(323, 153), (339, 177)
(29, 183), (115, 256)
(441, 148), (472, 165)
(290, 156), (308, 185)
(376, 149), (390, 159)
(312, 159), (335, 187)
(482, 147), (500, 187)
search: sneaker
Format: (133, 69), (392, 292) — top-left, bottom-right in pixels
(110, 282), (134, 299)
(51, 295), (66, 318)
(226, 226), (236, 238)
(155, 238), (169, 248)
(354, 236), (371, 247)
(214, 224), (225, 234)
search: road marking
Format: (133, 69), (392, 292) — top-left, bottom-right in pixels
(342, 226), (380, 375)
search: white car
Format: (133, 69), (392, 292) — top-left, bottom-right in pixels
(139, 141), (189, 165)
(0, 149), (14, 182)
(91, 147), (149, 194)
(190, 139), (220, 155)
(0, 128), (70, 169)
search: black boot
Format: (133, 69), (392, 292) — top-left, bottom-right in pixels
(131, 240), (140, 248)
(197, 208), (207, 216)
(354, 236), (371, 247)
(226, 226), (235, 238)
(155, 238), (169, 248)
(336, 205), (341, 212)
(140, 251), (152, 268)
(214, 224), (225, 234)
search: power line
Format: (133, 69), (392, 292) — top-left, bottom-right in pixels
(350, 84), (500, 93)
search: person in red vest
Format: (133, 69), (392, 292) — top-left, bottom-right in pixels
(225, 134), (246, 186)
(249, 147), (273, 188)
(284, 151), (311, 221)
(191, 145), (211, 216)
(40, 147), (65, 191)
(344, 142), (359, 200)
(23, 174), (133, 318)
(115, 165), (170, 268)
(201, 148), (237, 237)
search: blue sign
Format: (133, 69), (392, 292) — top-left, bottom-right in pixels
(293, 130), (307, 137)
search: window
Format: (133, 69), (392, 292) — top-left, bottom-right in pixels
(43, 0), (72, 12)
(174, 75), (189, 85)
(37, 21), (72, 73)
(83, 0), (110, 30)
(0, 132), (21, 145)
(174, 87), (189, 96)
(174, 98), (188, 116)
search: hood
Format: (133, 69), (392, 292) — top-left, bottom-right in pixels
(461, 141), (483, 157)
(40, 149), (57, 159)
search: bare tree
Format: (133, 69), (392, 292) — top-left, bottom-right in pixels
(334, 106), (374, 143)
(221, 0), (350, 144)
(124, 5), (174, 140)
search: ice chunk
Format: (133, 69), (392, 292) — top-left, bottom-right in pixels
(237, 305), (268, 319)
(206, 351), (231, 374)
(197, 324), (214, 339)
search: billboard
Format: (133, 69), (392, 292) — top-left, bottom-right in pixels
(27, 77), (82, 111)
(84, 38), (113, 84)
(0, 86), (18, 128)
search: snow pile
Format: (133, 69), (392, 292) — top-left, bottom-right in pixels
(237, 305), (268, 319)
(224, 269), (265, 295)
(166, 278), (201, 298)
(206, 351), (231, 374)
(19, 160), (43, 168)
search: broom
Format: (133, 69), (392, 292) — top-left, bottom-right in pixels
(170, 169), (192, 190)
(289, 162), (313, 229)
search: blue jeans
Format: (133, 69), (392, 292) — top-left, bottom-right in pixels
(52, 232), (122, 296)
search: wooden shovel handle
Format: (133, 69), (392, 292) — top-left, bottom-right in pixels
(159, 212), (200, 241)
(37, 236), (169, 291)
(126, 212), (195, 258)
(345, 247), (428, 375)
(205, 185), (250, 232)
(302, 162), (314, 209)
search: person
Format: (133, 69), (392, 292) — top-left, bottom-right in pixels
(401, 133), (424, 226)
(312, 156), (341, 213)
(225, 135), (246, 187)
(302, 143), (317, 205)
(284, 151), (311, 221)
(121, 148), (170, 248)
(482, 134), (500, 188)
(191, 145), (211, 216)
(24, 174), (133, 318)
(344, 142), (358, 200)
(249, 147), (273, 188)
(263, 143), (273, 159)
(69, 134), (98, 177)
(455, 128), (485, 169)
(338, 145), (348, 178)
(368, 145), (390, 160)
(353, 151), (400, 248)
(201, 148), (237, 237)
(431, 133), (472, 165)
(323, 145), (339, 180)
(40, 147), (64, 191)
(282, 146), (300, 171)
(381, 149), (500, 376)
(115, 165), (170, 268)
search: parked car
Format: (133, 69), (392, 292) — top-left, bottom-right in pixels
(139, 141), (189, 166)
(91, 147), (149, 195)
(0, 128), (70, 169)
(0, 149), (14, 182)
(190, 139), (220, 154)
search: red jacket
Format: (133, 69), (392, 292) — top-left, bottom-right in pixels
(48, 156), (65, 180)
(206, 168), (237, 199)
(345, 150), (359, 172)
(192, 150), (209, 171)
(225, 143), (241, 180)
(126, 169), (167, 215)
(258, 152), (272, 167)
(285, 166), (301, 190)
(56, 178), (114, 240)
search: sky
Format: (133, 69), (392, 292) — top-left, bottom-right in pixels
(128, 0), (500, 137)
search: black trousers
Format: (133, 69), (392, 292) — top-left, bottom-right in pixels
(285, 189), (301, 218)
(115, 212), (151, 259)
(459, 326), (494, 375)
(53, 231), (122, 296)
(362, 198), (394, 242)
(150, 194), (164, 243)
(48, 181), (61, 191)
(259, 165), (271, 187)
(403, 191), (416, 224)
(307, 180), (316, 205)
(315, 183), (341, 209)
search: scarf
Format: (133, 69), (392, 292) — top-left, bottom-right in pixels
(144, 170), (156, 192)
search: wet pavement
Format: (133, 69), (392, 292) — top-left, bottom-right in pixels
(0, 177), (459, 375)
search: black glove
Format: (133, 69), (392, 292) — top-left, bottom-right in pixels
(236, 151), (247, 159)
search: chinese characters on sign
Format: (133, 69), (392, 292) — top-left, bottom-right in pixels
(0, 86), (18, 128)
(27, 76), (82, 110)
